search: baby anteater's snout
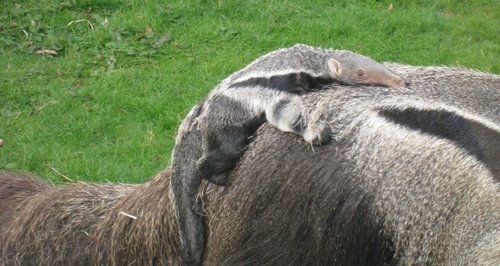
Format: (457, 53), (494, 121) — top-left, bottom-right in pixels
(392, 77), (410, 88)
(365, 67), (408, 89)
(383, 72), (409, 88)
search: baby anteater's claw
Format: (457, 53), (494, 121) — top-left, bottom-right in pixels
(302, 120), (333, 146)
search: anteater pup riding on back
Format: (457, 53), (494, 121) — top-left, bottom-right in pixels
(170, 44), (407, 265)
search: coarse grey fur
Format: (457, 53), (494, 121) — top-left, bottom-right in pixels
(170, 44), (407, 265)
(201, 63), (499, 265)
(0, 64), (498, 265)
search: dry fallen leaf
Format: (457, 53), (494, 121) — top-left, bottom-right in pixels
(74, 80), (84, 88)
(101, 17), (109, 27)
(36, 49), (58, 56)
(0, 139), (4, 148)
(152, 32), (172, 48)
(31, 100), (58, 115)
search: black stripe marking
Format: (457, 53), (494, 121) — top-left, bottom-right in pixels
(228, 72), (334, 93)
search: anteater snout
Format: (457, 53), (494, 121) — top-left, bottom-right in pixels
(379, 70), (408, 88)
(398, 78), (409, 87)
(388, 77), (409, 88)
(398, 78), (411, 87)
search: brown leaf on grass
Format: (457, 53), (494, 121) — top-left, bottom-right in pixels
(145, 26), (153, 34)
(74, 80), (84, 88)
(0, 139), (4, 148)
(10, 22), (17, 29)
(152, 32), (172, 48)
(36, 49), (58, 56)
(31, 100), (58, 115)
(65, 19), (94, 30)
(101, 17), (109, 27)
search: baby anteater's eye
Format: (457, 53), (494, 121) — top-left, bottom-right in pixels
(356, 69), (365, 77)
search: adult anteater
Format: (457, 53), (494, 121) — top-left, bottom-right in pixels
(1, 64), (499, 265)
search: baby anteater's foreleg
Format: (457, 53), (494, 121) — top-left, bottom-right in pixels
(266, 95), (332, 145)
(196, 95), (266, 185)
(197, 126), (251, 185)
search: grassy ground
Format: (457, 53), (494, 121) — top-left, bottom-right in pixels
(1, 0), (498, 183)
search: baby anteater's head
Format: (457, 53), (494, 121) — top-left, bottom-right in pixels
(327, 52), (408, 88)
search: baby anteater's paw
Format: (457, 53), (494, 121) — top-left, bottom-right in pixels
(196, 152), (239, 186)
(302, 119), (332, 146)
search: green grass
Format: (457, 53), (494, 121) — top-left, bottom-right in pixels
(1, 0), (498, 183)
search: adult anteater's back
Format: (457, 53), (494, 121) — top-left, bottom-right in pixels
(0, 172), (51, 233)
(202, 65), (500, 265)
(0, 169), (181, 265)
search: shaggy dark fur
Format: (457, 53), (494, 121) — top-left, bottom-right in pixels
(0, 171), (180, 265)
(0, 64), (498, 265)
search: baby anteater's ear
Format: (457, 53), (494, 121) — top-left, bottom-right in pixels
(327, 58), (342, 77)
